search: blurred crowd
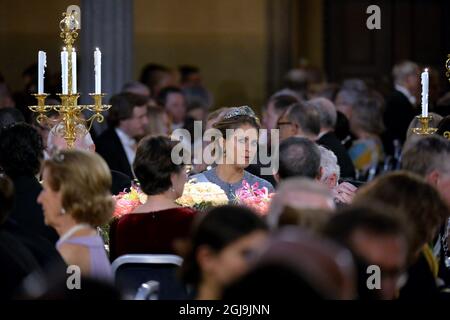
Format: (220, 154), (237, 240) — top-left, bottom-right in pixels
(1, 59), (450, 300)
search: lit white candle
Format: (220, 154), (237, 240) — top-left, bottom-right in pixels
(94, 48), (101, 94)
(421, 68), (429, 117)
(61, 47), (69, 94)
(38, 51), (46, 94)
(71, 48), (77, 93)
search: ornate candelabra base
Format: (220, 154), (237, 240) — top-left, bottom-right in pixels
(412, 115), (438, 135)
(29, 92), (111, 149)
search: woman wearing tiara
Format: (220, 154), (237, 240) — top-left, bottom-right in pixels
(192, 106), (274, 201)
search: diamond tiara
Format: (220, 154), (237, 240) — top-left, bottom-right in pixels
(222, 105), (257, 120)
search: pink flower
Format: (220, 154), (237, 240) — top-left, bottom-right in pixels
(234, 180), (275, 216)
(112, 186), (147, 218)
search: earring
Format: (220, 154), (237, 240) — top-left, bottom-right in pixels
(61, 208), (66, 215)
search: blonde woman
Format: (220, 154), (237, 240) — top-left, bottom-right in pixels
(37, 150), (114, 282)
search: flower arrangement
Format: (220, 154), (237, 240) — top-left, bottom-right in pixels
(176, 180), (229, 210)
(234, 180), (275, 216)
(98, 185), (148, 249)
(112, 185), (148, 218)
(99, 181), (228, 250)
(110, 180), (228, 217)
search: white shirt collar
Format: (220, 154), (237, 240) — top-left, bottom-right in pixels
(115, 128), (135, 145)
(115, 128), (137, 167)
(395, 84), (416, 105)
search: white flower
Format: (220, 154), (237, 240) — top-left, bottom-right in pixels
(176, 181), (228, 207)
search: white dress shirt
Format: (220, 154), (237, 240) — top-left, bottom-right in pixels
(115, 128), (137, 167)
(395, 84), (416, 106)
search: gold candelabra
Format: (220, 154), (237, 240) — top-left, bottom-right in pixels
(443, 131), (450, 140)
(412, 115), (438, 135)
(29, 6), (110, 148)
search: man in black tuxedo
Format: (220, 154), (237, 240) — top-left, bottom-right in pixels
(0, 123), (58, 244)
(309, 97), (355, 179)
(157, 86), (187, 131)
(384, 61), (420, 155)
(246, 92), (300, 186)
(401, 136), (450, 287)
(262, 91), (300, 138)
(277, 101), (321, 141)
(96, 93), (149, 179)
(0, 174), (64, 299)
